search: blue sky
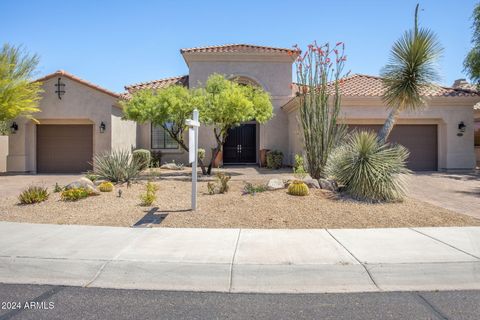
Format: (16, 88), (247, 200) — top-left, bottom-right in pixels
(1, 0), (477, 92)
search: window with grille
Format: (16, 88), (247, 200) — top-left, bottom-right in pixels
(151, 123), (179, 149)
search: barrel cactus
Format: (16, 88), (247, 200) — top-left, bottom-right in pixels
(287, 180), (309, 196)
(98, 181), (114, 192)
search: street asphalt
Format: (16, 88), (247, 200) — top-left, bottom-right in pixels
(0, 283), (478, 320)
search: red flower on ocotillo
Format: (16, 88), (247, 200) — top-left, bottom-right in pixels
(336, 42), (343, 46)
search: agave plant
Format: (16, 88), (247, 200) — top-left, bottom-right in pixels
(92, 149), (142, 186)
(326, 131), (411, 202)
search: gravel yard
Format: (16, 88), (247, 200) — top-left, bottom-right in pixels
(1, 170), (479, 229)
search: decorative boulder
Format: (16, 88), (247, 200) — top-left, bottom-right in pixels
(267, 178), (285, 191)
(318, 178), (338, 192)
(65, 177), (99, 194)
(160, 163), (183, 170)
(304, 179), (320, 189)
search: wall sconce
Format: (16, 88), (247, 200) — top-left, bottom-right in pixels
(10, 121), (18, 134)
(99, 121), (106, 133)
(55, 77), (65, 99)
(457, 121), (466, 137)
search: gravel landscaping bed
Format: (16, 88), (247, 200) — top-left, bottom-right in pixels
(1, 176), (479, 229)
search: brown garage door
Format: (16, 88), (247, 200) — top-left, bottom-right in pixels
(348, 124), (438, 171)
(37, 125), (93, 173)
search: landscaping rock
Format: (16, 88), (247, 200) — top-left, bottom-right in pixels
(160, 163), (183, 170)
(318, 178), (338, 192)
(304, 179), (320, 189)
(65, 177), (99, 194)
(94, 179), (108, 186)
(267, 178), (284, 190)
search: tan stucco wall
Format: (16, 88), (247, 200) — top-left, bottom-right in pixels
(287, 97), (477, 170)
(111, 106), (137, 152)
(7, 76), (119, 172)
(0, 136), (8, 172)
(184, 54), (295, 163)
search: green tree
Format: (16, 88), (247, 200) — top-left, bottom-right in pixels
(121, 85), (208, 174)
(198, 74), (273, 175)
(464, 2), (480, 87)
(0, 44), (42, 133)
(379, 4), (443, 142)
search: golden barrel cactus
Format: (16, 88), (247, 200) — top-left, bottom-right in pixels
(98, 182), (114, 192)
(287, 180), (309, 196)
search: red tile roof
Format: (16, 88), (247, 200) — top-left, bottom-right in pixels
(35, 70), (120, 98)
(122, 75), (189, 99)
(292, 74), (480, 97)
(180, 44), (299, 55)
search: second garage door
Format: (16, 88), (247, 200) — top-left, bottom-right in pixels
(348, 124), (438, 171)
(37, 125), (93, 173)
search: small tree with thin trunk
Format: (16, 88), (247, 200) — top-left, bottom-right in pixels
(294, 41), (348, 179)
(379, 4), (443, 142)
(197, 74), (273, 175)
(121, 85), (208, 174)
(0, 44), (42, 133)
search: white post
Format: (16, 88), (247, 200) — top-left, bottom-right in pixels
(192, 109), (199, 211)
(186, 109), (200, 211)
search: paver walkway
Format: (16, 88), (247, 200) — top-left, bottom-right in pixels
(0, 222), (479, 293)
(408, 172), (480, 220)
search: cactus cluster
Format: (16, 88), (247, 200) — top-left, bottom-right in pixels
(287, 180), (309, 196)
(98, 182), (114, 192)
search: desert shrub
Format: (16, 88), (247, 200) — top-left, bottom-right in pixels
(325, 131), (411, 202)
(98, 182), (114, 192)
(132, 149), (151, 170)
(293, 154), (307, 180)
(84, 171), (100, 182)
(92, 149), (142, 185)
(53, 183), (63, 193)
(216, 173), (231, 193)
(207, 182), (216, 195)
(198, 148), (206, 162)
(266, 150), (283, 169)
(206, 173), (231, 195)
(18, 186), (49, 204)
(61, 188), (91, 201)
(140, 181), (158, 206)
(150, 151), (162, 168)
(243, 182), (267, 195)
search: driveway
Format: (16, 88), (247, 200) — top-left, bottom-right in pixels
(408, 172), (480, 220)
(0, 174), (81, 198)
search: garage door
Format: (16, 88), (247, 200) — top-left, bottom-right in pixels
(37, 125), (93, 173)
(348, 124), (438, 171)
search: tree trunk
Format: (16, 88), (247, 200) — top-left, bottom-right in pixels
(378, 109), (399, 143)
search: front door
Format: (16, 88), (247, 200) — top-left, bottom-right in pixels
(223, 124), (256, 163)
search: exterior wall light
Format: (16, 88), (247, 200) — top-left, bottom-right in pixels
(10, 121), (18, 134)
(457, 121), (466, 137)
(55, 77), (66, 99)
(99, 121), (106, 133)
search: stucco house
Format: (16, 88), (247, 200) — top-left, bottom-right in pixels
(2, 44), (479, 173)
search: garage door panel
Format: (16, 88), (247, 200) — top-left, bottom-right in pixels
(347, 124), (437, 171)
(37, 125), (93, 173)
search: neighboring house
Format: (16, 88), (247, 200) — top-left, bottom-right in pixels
(2, 44), (479, 173)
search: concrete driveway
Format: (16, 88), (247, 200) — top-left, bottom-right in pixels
(0, 174), (81, 198)
(408, 172), (480, 220)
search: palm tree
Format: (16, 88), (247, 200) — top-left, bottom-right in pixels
(0, 44), (42, 133)
(378, 4), (443, 142)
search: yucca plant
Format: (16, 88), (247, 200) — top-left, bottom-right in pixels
(92, 149), (142, 186)
(326, 131), (411, 202)
(379, 4), (442, 142)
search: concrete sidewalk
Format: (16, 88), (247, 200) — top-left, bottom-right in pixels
(0, 222), (479, 293)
